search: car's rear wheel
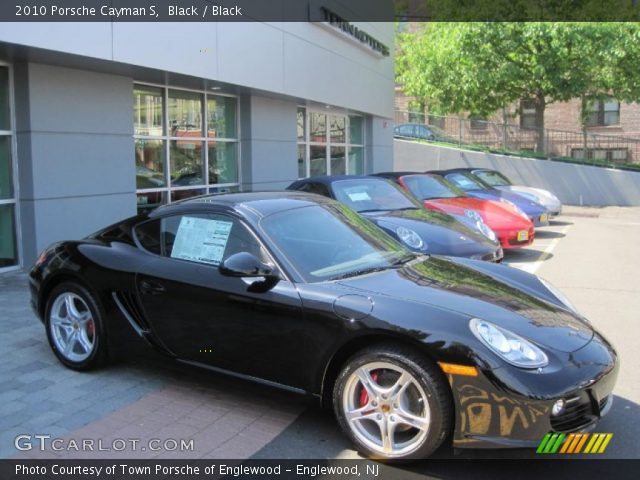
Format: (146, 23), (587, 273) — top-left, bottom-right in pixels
(333, 345), (451, 461)
(45, 282), (107, 370)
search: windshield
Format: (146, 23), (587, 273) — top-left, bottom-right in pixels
(332, 179), (418, 213)
(445, 172), (488, 191)
(261, 204), (412, 282)
(402, 175), (466, 200)
(474, 170), (511, 187)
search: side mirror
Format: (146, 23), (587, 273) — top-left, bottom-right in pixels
(219, 252), (276, 278)
(219, 252), (280, 292)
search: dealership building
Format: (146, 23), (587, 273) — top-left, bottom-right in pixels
(0, 20), (394, 271)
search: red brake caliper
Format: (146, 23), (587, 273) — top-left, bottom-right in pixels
(359, 371), (379, 407)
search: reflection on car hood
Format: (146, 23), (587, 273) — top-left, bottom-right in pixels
(496, 185), (562, 209)
(337, 256), (593, 353)
(468, 189), (548, 216)
(362, 209), (496, 252)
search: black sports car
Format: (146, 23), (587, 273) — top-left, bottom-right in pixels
(288, 175), (503, 262)
(30, 192), (618, 461)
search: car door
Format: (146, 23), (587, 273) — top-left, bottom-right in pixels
(132, 211), (308, 388)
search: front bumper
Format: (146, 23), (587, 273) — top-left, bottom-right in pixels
(446, 332), (619, 449)
(531, 213), (551, 227)
(496, 226), (535, 249)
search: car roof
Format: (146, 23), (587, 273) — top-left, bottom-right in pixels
(372, 171), (422, 180)
(290, 175), (387, 186)
(149, 191), (334, 219)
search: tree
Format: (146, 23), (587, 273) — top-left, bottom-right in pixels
(397, 22), (640, 152)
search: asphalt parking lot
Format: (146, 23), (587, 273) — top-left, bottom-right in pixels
(1, 206), (638, 467)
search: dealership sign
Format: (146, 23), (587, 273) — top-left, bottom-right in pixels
(318, 7), (390, 57)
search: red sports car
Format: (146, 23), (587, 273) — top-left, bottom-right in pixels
(374, 172), (535, 249)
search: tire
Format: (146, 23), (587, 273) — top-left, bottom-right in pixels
(333, 344), (452, 461)
(44, 282), (108, 371)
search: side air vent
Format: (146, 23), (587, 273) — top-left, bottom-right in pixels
(112, 291), (151, 335)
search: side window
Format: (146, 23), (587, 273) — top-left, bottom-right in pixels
(135, 214), (268, 266)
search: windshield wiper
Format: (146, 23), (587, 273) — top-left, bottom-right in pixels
(331, 265), (396, 280)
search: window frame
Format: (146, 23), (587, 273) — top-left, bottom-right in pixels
(0, 61), (21, 273)
(296, 107), (365, 178)
(132, 210), (284, 276)
(133, 82), (241, 213)
(585, 97), (620, 127)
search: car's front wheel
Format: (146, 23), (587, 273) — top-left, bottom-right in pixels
(333, 345), (451, 461)
(45, 282), (107, 370)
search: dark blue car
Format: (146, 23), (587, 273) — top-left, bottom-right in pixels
(429, 169), (550, 227)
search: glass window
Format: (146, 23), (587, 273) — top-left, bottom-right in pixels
(0, 204), (17, 268)
(330, 115), (346, 144)
(586, 97), (620, 127)
(310, 145), (327, 176)
(261, 204), (407, 283)
(330, 146), (346, 175)
(0, 67), (9, 131)
(136, 214), (266, 266)
(297, 144), (306, 178)
(299, 111), (366, 177)
(469, 115), (487, 130)
(297, 108), (306, 142)
(348, 146), (364, 175)
(207, 96), (236, 139)
(0, 136), (13, 199)
(170, 140), (204, 186)
(520, 99), (537, 129)
(133, 86), (163, 136)
(402, 175), (463, 200)
(473, 170), (511, 187)
(168, 90), (203, 136)
(136, 191), (168, 215)
(208, 141), (238, 184)
(134, 85), (240, 214)
(135, 139), (165, 189)
(332, 179), (417, 213)
(310, 113), (326, 143)
(445, 173), (485, 191)
(349, 115), (363, 144)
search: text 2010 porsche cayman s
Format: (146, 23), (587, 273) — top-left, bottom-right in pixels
(29, 192), (618, 461)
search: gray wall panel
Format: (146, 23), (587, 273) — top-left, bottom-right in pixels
(22, 193), (135, 266)
(112, 23), (218, 81)
(394, 141), (640, 207)
(26, 64), (133, 135)
(27, 132), (134, 199)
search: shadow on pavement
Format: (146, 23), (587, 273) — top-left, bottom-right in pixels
(534, 230), (566, 239)
(549, 220), (574, 227)
(503, 248), (553, 264)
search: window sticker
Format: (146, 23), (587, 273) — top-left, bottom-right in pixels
(346, 191), (371, 202)
(170, 216), (233, 265)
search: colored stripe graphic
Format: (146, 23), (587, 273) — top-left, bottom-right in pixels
(536, 433), (612, 454)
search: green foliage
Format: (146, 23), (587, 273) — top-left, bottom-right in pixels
(397, 22), (640, 123)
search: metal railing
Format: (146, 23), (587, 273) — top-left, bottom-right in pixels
(394, 110), (640, 170)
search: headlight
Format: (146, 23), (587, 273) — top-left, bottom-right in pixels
(539, 277), (578, 314)
(396, 226), (424, 250)
(500, 198), (529, 220)
(476, 220), (497, 242)
(469, 318), (548, 368)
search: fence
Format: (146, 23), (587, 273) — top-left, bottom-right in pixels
(394, 110), (640, 169)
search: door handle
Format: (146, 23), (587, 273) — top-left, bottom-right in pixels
(140, 280), (166, 295)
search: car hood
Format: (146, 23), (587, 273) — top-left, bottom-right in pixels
(337, 256), (593, 353)
(362, 209), (498, 254)
(426, 198), (531, 230)
(496, 185), (562, 210)
(468, 189), (547, 216)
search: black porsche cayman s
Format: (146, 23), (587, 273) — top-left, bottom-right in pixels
(29, 192), (618, 460)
